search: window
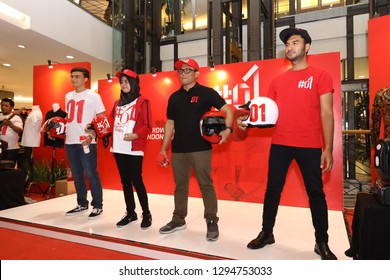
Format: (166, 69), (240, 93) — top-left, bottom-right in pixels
(275, 0), (345, 17)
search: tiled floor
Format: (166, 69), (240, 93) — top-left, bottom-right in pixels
(0, 189), (350, 260)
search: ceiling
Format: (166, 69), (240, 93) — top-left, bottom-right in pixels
(0, 0), (111, 108)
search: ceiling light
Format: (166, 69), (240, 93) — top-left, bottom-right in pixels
(0, 1), (31, 29)
(17, 44), (25, 48)
(14, 95), (33, 102)
(3, 63), (11, 67)
(66, 55), (74, 59)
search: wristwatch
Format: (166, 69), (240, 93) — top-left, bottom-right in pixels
(225, 126), (233, 133)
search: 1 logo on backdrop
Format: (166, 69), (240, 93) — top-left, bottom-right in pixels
(148, 64), (261, 141)
(213, 64), (261, 108)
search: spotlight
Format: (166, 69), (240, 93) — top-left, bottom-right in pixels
(107, 73), (112, 83)
(47, 59), (60, 69)
(151, 67), (157, 77)
(210, 56), (215, 71)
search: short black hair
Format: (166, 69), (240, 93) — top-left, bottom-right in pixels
(1, 98), (14, 107)
(71, 67), (90, 79)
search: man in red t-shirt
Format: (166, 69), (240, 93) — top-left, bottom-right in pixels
(238, 28), (337, 260)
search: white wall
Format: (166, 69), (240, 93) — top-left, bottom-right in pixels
(2, 0), (112, 63)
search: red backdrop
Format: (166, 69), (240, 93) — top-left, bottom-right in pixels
(33, 54), (343, 210)
(368, 15), (390, 181)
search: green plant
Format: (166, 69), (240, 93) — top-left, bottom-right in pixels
(53, 160), (68, 181)
(32, 159), (68, 183)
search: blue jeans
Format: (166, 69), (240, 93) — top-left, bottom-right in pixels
(65, 144), (103, 209)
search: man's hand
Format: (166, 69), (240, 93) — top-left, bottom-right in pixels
(3, 119), (12, 127)
(237, 115), (249, 130)
(157, 153), (169, 167)
(218, 128), (232, 144)
(321, 149), (333, 173)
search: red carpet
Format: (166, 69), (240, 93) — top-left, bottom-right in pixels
(1, 193), (152, 260)
(0, 227), (152, 260)
(343, 208), (353, 239)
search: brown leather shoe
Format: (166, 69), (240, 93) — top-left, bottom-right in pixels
(314, 242), (338, 260)
(247, 231), (275, 249)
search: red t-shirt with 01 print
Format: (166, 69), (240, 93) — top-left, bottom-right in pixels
(267, 65), (334, 148)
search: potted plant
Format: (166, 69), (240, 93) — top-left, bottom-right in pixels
(31, 159), (67, 183)
(27, 159), (68, 197)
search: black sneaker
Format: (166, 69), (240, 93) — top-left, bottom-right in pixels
(141, 213), (152, 229)
(116, 213), (137, 228)
(88, 208), (103, 220)
(66, 205), (88, 216)
(159, 221), (186, 234)
(206, 220), (219, 241)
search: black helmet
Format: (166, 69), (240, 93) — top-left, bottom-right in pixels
(200, 111), (226, 144)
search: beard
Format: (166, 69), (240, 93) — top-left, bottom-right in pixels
(285, 45), (306, 62)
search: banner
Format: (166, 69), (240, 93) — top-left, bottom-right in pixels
(97, 53), (343, 210)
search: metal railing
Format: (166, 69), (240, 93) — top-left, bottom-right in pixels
(343, 129), (372, 207)
(70, 0), (111, 24)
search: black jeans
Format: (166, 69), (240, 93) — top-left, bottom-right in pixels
(113, 153), (150, 215)
(262, 144), (329, 243)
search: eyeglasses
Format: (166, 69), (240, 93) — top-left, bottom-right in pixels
(177, 68), (197, 74)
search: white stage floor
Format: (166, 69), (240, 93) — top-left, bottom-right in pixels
(0, 189), (350, 260)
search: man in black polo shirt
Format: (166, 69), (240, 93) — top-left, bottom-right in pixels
(158, 58), (234, 241)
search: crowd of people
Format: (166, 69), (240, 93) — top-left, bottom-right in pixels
(0, 27), (338, 259)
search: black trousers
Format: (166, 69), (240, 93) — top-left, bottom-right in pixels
(262, 144), (329, 243)
(0, 168), (26, 210)
(2, 149), (19, 168)
(113, 153), (150, 216)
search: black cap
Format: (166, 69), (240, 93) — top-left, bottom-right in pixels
(279, 28), (312, 44)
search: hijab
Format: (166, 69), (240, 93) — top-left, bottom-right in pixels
(118, 74), (141, 106)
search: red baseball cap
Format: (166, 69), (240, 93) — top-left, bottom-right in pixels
(174, 58), (199, 71)
(115, 69), (138, 79)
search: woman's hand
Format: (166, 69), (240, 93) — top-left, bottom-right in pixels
(123, 133), (139, 141)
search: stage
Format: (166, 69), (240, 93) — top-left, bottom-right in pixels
(0, 189), (350, 260)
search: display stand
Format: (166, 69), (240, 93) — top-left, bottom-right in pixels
(25, 148), (44, 196)
(44, 147), (57, 199)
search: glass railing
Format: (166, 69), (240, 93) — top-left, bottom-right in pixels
(70, 0), (111, 25)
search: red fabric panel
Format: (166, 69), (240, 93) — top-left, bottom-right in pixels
(368, 15), (390, 182)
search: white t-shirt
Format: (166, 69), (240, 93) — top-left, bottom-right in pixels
(0, 114), (23, 150)
(21, 105), (43, 147)
(65, 89), (106, 144)
(111, 99), (143, 156)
